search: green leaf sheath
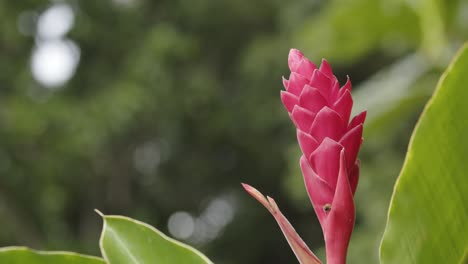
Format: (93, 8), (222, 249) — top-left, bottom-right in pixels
(0, 247), (105, 264)
(99, 214), (213, 264)
(380, 44), (468, 263)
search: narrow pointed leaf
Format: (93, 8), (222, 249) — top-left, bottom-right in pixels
(0, 247), (105, 264)
(98, 211), (213, 264)
(380, 44), (468, 264)
(242, 183), (322, 264)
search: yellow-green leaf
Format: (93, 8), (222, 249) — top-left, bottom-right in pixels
(98, 212), (213, 264)
(380, 43), (468, 263)
(0, 247), (105, 264)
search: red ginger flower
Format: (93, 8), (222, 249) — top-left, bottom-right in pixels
(243, 49), (365, 264)
(282, 49), (366, 264)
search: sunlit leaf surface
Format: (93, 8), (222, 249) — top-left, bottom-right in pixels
(99, 212), (213, 264)
(380, 43), (468, 264)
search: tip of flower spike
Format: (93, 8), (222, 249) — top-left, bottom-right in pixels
(289, 48), (303, 57)
(288, 49), (304, 71)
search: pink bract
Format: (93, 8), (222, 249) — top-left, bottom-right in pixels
(282, 49), (366, 264)
(243, 49), (365, 264)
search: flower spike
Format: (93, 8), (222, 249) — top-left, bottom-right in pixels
(244, 49), (365, 264)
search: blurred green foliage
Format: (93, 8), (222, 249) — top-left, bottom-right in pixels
(0, 0), (467, 263)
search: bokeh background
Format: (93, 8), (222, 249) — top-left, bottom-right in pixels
(0, 0), (467, 263)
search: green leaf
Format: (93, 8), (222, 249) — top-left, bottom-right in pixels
(98, 211), (213, 264)
(380, 43), (468, 263)
(0, 247), (105, 264)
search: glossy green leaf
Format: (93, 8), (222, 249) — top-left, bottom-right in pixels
(98, 211), (213, 264)
(380, 43), (468, 263)
(0, 247), (105, 264)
